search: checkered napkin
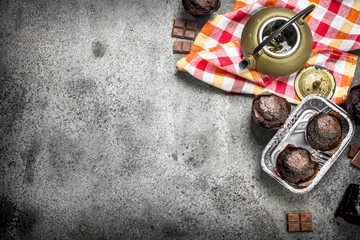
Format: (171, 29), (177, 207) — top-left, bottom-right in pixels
(176, 0), (360, 104)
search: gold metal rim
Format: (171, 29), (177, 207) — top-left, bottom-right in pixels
(295, 65), (336, 100)
(258, 16), (301, 59)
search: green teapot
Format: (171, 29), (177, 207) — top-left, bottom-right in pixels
(239, 5), (315, 77)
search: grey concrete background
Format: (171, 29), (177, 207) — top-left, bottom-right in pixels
(1, 0), (360, 239)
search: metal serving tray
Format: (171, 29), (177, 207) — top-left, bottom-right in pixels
(261, 94), (355, 194)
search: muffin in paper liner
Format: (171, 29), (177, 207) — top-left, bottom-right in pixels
(306, 112), (342, 152)
(182, 0), (221, 17)
(344, 84), (360, 124)
(276, 144), (319, 187)
(252, 92), (291, 130)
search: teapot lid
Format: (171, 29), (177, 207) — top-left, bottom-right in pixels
(295, 65), (336, 100)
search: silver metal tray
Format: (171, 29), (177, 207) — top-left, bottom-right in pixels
(261, 94), (355, 194)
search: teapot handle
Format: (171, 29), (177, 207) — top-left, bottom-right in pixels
(252, 4), (315, 56)
(240, 4), (315, 69)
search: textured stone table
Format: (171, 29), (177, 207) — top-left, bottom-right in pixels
(1, 0), (360, 239)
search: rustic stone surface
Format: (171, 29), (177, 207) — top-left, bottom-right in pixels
(1, 0), (360, 239)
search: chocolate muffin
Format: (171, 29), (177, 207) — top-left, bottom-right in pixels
(306, 112), (342, 151)
(276, 145), (319, 186)
(182, 0), (221, 16)
(345, 84), (360, 124)
(252, 92), (291, 129)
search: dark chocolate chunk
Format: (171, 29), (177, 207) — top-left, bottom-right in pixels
(171, 20), (198, 40)
(276, 145), (318, 186)
(348, 145), (360, 158)
(306, 112), (342, 151)
(351, 151), (360, 168)
(252, 92), (291, 129)
(182, 0), (221, 17)
(173, 41), (192, 54)
(334, 184), (360, 226)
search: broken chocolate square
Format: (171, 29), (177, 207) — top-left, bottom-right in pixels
(287, 222), (301, 232)
(300, 222), (313, 231)
(300, 212), (312, 222)
(185, 21), (197, 30)
(173, 41), (183, 53)
(182, 41), (192, 53)
(351, 151), (360, 168)
(348, 145), (360, 158)
(173, 41), (192, 54)
(172, 27), (185, 38)
(287, 213), (300, 222)
(174, 19), (186, 28)
(184, 29), (196, 40)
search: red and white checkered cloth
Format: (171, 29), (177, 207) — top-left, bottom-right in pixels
(176, 0), (360, 104)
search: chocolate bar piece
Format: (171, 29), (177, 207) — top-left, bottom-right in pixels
(300, 212), (312, 222)
(286, 212), (313, 232)
(351, 151), (360, 168)
(172, 20), (186, 38)
(173, 41), (192, 54)
(287, 222), (300, 232)
(287, 213), (300, 222)
(171, 20), (198, 40)
(348, 145), (360, 158)
(300, 222), (313, 231)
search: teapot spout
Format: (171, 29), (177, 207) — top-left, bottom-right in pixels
(239, 55), (256, 70)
